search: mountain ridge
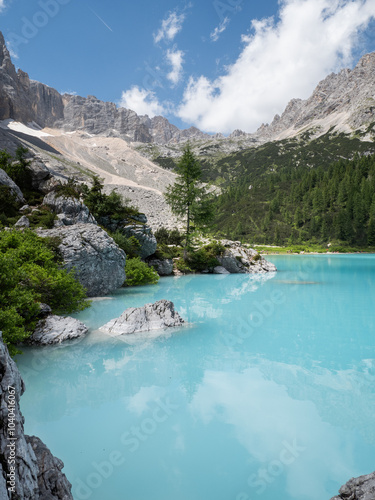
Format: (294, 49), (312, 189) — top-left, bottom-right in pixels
(2, 29), (375, 150)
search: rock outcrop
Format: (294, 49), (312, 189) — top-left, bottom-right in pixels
(0, 332), (73, 499)
(0, 167), (24, 202)
(0, 32), (64, 127)
(28, 315), (89, 345)
(38, 224), (126, 297)
(330, 471), (375, 500)
(100, 299), (184, 336)
(216, 240), (277, 274)
(43, 192), (97, 226)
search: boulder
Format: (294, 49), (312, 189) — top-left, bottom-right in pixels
(25, 436), (73, 500)
(43, 192), (96, 226)
(29, 315), (89, 345)
(37, 224), (126, 297)
(14, 215), (30, 228)
(0, 167), (24, 202)
(217, 240), (277, 274)
(147, 258), (174, 276)
(0, 332), (73, 499)
(120, 223), (157, 259)
(330, 472), (375, 500)
(100, 299), (184, 336)
(27, 158), (52, 192)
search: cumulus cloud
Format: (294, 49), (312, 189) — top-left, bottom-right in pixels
(120, 86), (165, 117)
(178, 0), (375, 134)
(154, 11), (185, 44)
(210, 17), (230, 42)
(166, 48), (184, 85)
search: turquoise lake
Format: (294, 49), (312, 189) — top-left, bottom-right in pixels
(16, 255), (375, 500)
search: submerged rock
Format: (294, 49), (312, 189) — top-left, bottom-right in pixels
(213, 266), (230, 274)
(29, 315), (89, 345)
(100, 299), (184, 336)
(0, 332), (73, 499)
(330, 471), (375, 500)
(38, 224), (126, 297)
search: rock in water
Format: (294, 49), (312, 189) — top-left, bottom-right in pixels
(330, 472), (375, 500)
(0, 332), (73, 499)
(38, 224), (126, 297)
(29, 315), (89, 345)
(100, 299), (184, 336)
(216, 240), (277, 274)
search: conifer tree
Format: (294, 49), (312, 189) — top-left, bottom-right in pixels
(165, 146), (214, 252)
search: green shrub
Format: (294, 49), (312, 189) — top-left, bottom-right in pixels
(155, 227), (184, 246)
(112, 231), (141, 258)
(124, 257), (159, 286)
(0, 229), (89, 354)
(54, 178), (81, 199)
(0, 185), (20, 220)
(175, 258), (192, 273)
(28, 207), (56, 229)
(84, 176), (139, 220)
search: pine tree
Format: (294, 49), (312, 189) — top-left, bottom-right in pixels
(165, 146), (214, 252)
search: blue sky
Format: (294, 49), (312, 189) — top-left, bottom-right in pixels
(1, 0), (375, 134)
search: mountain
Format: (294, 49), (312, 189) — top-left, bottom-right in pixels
(0, 32), (208, 145)
(1, 27), (375, 151)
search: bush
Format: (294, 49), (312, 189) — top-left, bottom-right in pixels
(112, 231), (141, 258)
(155, 227), (184, 246)
(84, 176), (139, 220)
(0, 229), (89, 354)
(185, 242), (225, 271)
(124, 257), (159, 286)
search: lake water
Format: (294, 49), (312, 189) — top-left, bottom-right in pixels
(16, 255), (375, 500)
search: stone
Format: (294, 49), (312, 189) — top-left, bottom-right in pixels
(43, 192), (97, 226)
(20, 204), (30, 212)
(216, 240), (277, 274)
(100, 299), (184, 336)
(27, 158), (52, 192)
(330, 471), (375, 500)
(38, 303), (52, 317)
(213, 266), (230, 274)
(28, 315), (89, 345)
(0, 332), (73, 499)
(0, 167), (24, 202)
(25, 436), (73, 500)
(122, 224), (157, 259)
(147, 258), (174, 276)
(37, 224), (126, 297)
(14, 215), (30, 227)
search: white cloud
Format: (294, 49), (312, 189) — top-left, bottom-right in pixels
(119, 86), (165, 117)
(178, 0), (375, 134)
(154, 11), (185, 44)
(0, 1), (6, 12)
(210, 17), (230, 42)
(166, 48), (184, 85)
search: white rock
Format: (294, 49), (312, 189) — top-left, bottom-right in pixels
(100, 299), (184, 336)
(29, 315), (88, 345)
